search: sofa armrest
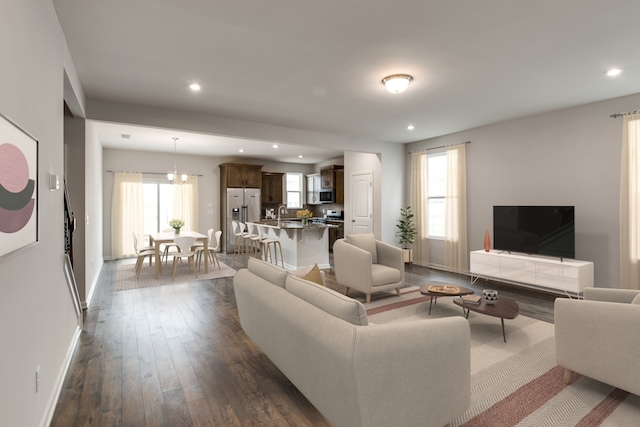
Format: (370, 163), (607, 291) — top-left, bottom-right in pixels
(584, 287), (640, 303)
(334, 239), (373, 292)
(555, 298), (640, 395)
(352, 317), (470, 427)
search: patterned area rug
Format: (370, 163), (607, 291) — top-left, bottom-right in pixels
(115, 259), (236, 291)
(362, 287), (640, 426)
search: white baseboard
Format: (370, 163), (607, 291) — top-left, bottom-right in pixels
(39, 324), (82, 427)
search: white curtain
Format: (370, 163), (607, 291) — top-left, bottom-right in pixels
(444, 144), (468, 272)
(173, 175), (199, 232)
(619, 114), (640, 290)
(410, 152), (429, 265)
(111, 172), (144, 259)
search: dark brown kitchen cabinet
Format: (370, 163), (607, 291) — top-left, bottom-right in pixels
(335, 168), (344, 204)
(320, 165), (344, 189)
(220, 163), (262, 188)
(261, 172), (284, 204)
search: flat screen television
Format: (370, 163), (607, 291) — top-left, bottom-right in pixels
(493, 206), (575, 259)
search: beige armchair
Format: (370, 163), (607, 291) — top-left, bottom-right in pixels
(555, 287), (640, 395)
(333, 233), (404, 303)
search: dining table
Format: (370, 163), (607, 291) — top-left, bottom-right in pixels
(149, 231), (209, 279)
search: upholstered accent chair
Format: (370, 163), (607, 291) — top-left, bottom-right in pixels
(333, 233), (404, 303)
(555, 287), (640, 395)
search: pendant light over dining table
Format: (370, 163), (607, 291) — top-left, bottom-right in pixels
(167, 137), (188, 184)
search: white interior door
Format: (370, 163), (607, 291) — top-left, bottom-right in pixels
(350, 170), (373, 234)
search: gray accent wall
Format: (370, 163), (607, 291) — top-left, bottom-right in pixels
(407, 93), (640, 288)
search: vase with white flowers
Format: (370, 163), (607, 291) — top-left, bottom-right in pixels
(169, 218), (185, 234)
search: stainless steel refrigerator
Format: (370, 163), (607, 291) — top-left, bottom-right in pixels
(225, 188), (261, 253)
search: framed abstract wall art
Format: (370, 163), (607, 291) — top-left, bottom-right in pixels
(0, 114), (38, 257)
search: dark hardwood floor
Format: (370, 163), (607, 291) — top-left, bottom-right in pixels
(51, 252), (558, 426)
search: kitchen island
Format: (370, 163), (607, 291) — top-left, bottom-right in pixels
(249, 220), (338, 270)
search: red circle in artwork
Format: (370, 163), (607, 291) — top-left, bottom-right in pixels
(0, 143), (30, 192)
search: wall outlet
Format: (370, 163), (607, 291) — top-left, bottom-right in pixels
(35, 366), (40, 393)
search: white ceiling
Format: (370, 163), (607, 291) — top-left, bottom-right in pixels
(54, 0), (640, 162)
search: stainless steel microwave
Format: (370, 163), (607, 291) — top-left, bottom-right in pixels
(319, 189), (335, 203)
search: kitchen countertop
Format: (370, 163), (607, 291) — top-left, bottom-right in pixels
(255, 220), (339, 230)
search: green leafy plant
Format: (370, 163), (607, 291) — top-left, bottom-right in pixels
(396, 207), (416, 249)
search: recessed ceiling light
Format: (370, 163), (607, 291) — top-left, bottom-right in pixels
(189, 83), (201, 91)
(272, 144), (279, 149)
(605, 68), (623, 77)
(298, 155), (304, 158)
(407, 125), (415, 130)
(238, 149), (244, 153)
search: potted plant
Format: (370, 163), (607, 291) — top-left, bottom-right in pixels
(396, 207), (416, 264)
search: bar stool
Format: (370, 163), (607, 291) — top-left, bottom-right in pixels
(262, 233), (284, 268)
(231, 220), (248, 255)
(249, 223), (267, 258)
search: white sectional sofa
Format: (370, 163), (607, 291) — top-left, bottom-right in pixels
(234, 257), (471, 427)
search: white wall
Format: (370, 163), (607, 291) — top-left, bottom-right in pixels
(0, 1), (82, 425)
(408, 93), (640, 288)
(85, 121), (103, 305)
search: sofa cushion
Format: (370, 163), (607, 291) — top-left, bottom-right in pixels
(632, 294), (640, 305)
(370, 264), (402, 287)
(247, 257), (288, 288)
(285, 275), (368, 326)
(290, 264), (325, 286)
(346, 233), (378, 264)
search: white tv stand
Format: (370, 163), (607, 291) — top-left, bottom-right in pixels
(469, 250), (594, 296)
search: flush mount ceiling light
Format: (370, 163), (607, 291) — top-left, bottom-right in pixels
(381, 74), (413, 93)
(167, 137), (187, 184)
(189, 83), (201, 91)
(605, 68), (623, 77)
(407, 125), (415, 130)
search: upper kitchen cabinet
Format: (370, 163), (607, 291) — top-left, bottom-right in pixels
(307, 173), (321, 205)
(261, 172), (284, 204)
(320, 165), (344, 189)
(220, 163), (263, 188)
(335, 168), (344, 204)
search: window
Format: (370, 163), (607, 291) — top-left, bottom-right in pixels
(285, 172), (303, 209)
(143, 179), (175, 240)
(427, 153), (446, 238)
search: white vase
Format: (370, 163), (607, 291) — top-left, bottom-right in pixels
(483, 289), (498, 304)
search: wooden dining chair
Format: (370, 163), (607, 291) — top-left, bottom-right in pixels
(170, 236), (198, 279)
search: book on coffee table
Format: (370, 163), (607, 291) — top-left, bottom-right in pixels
(462, 295), (482, 304)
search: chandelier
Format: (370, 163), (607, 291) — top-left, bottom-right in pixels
(167, 137), (187, 184)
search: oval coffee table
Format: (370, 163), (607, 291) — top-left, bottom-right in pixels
(419, 282), (475, 315)
(453, 296), (520, 343)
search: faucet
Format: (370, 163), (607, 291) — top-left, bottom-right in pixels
(277, 204), (288, 225)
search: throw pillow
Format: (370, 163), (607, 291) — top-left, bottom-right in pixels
(346, 233), (377, 264)
(289, 264), (325, 286)
(302, 263), (323, 286)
